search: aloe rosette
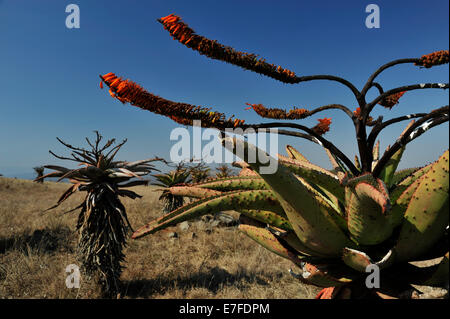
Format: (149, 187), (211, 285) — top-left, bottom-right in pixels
(99, 14), (449, 298)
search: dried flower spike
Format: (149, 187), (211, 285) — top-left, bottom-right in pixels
(378, 91), (406, 109)
(245, 103), (309, 120)
(415, 50), (449, 68)
(312, 117), (332, 135)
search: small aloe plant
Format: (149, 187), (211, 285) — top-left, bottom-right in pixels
(152, 162), (192, 213)
(98, 14), (449, 298)
(37, 132), (162, 297)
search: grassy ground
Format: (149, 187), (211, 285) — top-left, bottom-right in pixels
(0, 177), (319, 299)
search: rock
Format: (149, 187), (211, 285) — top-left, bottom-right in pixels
(191, 232), (197, 239)
(215, 212), (238, 227)
(210, 220), (220, 228)
(179, 221), (190, 232)
(167, 232), (178, 239)
(201, 215), (213, 223)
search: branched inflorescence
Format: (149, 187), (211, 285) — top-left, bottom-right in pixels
(100, 14), (449, 178)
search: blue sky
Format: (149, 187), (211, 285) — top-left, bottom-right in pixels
(0, 0), (448, 179)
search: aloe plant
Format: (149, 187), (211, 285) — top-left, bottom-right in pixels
(36, 132), (162, 297)
(98, 14), (449, 298)
(152, 162), (192, 213)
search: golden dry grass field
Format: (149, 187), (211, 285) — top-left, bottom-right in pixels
(0, 177), (319, 299)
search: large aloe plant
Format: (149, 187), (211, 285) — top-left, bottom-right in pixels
(98, 14), (449, 298)
(36, 132), (162, 297)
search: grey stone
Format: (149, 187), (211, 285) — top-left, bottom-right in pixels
(179, 221), (190, 231)
(167, 232), (178, 239)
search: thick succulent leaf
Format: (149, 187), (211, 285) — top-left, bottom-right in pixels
(239, 167), (259, 177)
(424, 252), (449, 287)
(285, 145), (310, 162)
(192, 176), (269, 191)
(237, 216), (304, 263)
(345, 176), (393, 245)
(298, 262), (354, 288)
(394, 150), (449, 262)
(132, 189), (284, 239)
(390, 167), (422, 187)
(117, 189), (142, 199)
(276, 228), (330, 257)
(342, 248), (395, 272)
(43, 165), (71, 174)
(388, 170), (430, 228)
(168, 186), (222, 198)
(238, 209), (292, 231)
(57, 183), (81, 204)
(379, 146), (406, 188)
(117, 180), (149, 188)
(34, 170), (66, 182)
(221, 136), (353, 257)
(389, 163), (432, 203)
(278, 157), (345, 204)
(294, 175), (346, 232)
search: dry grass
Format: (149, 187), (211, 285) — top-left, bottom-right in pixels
(0, 177), (318, 299)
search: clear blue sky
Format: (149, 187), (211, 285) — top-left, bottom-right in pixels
(0, 0), (448, 179)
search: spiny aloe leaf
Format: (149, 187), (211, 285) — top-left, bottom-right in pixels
(325, 148), (348, 180)
(294, 175), (346, 232)
(388, 169), (431, 228)
(285, 145), (310, 162)
(278, 157), (345, 204)
(389, 163), (433, 203)
(276, 228), (330, 257)
(423, 252), (449, 287)
(168, 186), (222, 198)
(342, 248), (395, 272)
(390, 167), (422, 187)
(132, 189), (283, 239)
(394, 149), (449, 262)
(238, 209), (292, 231)
(344, 175), (393, 245)
(192, 176), (269, 191)
(379, 146), (406, 188)
(221, 136), (353, 257)
(238, 216), (305, 264)
(298, 262), (354, 287)
(346, 186), (393, 245)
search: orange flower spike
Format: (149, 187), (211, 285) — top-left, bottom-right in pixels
(102, 74), (117, 82)
(102, 72), (115, 78)
(99, 81), (103, 89)
(160, 13), (175, 22)
(109, 77), (122, 88)
(312, 117), (332, 135)
(184, 36), (194, 45)
(164, 15), (179, 24)
(108, 89), (116, 98)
